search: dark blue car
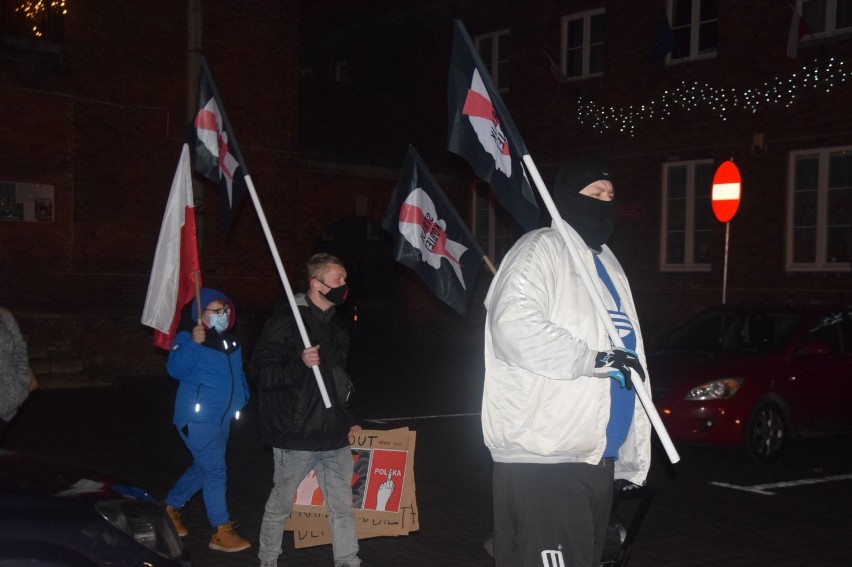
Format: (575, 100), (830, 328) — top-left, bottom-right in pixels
(0, 450), (191, 567)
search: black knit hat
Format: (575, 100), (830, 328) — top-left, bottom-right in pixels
(553, 158), (611, 201)
(551, 158), (615, 251)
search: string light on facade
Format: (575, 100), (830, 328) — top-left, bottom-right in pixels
(577, 57), (850, 136)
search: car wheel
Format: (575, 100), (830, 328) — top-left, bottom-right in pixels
(745, 401), (786, 463)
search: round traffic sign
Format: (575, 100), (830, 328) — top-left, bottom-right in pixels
(711, 160), (741, 223)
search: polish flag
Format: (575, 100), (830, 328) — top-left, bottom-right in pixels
(142, 144), (202, 349)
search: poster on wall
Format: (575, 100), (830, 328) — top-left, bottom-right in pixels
(284, 427), (419, 548)
(0, 181), (55, 223)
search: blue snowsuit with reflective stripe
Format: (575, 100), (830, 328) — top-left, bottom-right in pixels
(164, 288), (249, 528)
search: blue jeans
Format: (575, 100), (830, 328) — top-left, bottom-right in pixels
(258, 447), (360, 566)
(165, 420), (232, 527)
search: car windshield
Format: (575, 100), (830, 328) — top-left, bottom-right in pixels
(659, 310), (802, 353)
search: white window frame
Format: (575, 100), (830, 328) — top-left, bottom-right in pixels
(660, 159), (713, 272)
(560, 8), (605, 80)
(786, 145), (852, 272)
(475, 29), (510, 93)
(798, 0), (852, 41)
(667, 0), (718, 63)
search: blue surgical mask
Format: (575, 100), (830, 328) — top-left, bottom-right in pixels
(208, 313), (229, 333)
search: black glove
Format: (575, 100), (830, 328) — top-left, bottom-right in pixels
(593, 348), (645, 390)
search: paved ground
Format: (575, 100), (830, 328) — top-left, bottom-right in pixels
(5, 340), (852, 566)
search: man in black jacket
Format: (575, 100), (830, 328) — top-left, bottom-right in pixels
(251, 253), (363, 567)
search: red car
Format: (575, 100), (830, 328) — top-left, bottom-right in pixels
(649, 304), (852, 463)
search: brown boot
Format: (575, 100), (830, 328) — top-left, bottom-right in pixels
(164, 505), (188, 537)
(209, 522), (251, 552)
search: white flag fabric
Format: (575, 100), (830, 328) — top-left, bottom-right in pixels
(141, 144), (202, 349)
(786, 6), (807, 59)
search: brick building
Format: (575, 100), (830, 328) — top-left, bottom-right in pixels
(0, 0), (382, 380)
(2, 0), (851, 381)
(300, 0), (852, 338)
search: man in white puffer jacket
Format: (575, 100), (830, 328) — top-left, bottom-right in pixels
(482, 158), (652, 567)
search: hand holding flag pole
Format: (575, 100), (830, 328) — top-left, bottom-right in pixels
(192, 57), (331, 408)
(449, 20), (678, 464)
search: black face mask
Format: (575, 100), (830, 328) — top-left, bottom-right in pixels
(560, 192), (615, 252)
(318, 281), (349, 305)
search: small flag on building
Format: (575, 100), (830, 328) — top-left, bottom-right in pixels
(786, 3), (809, 59)
(648, 14), (675, 62)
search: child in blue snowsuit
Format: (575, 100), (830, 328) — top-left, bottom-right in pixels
(163, 288), (251, 552)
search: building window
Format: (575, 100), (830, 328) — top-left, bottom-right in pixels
(800, 0), (852, 39)
(787, 147), (852, 271)
(661, 160), (713, 271)
(668, 0), (718, 62)
(475, 30), (510, 92)
(471, 182), (515, 265)
(561, 9), (605, 79)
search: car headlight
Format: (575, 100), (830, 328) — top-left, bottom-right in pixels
(96, 498), (184, 559)
(684, 378), (743, 400)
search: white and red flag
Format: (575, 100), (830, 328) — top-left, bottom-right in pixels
(383, 146), (485, 315)
(447, 19), (539, 232)
(192, 57), (248, 233)
(142, 144), (202, 350)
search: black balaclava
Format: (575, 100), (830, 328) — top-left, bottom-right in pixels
(552, 158), (615, 252)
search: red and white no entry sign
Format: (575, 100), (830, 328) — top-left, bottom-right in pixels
(711, 160), (742, 223)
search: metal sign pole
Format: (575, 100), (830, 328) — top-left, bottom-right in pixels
(722, 222), (730, 304)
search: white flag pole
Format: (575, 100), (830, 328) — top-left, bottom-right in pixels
(522, 155), (680, 464)
(243, 174), (332, 409)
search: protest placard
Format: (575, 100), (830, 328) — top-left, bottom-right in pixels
(283, 427), (418, 548)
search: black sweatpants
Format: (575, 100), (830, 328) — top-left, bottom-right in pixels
(492, 459), (614, 567)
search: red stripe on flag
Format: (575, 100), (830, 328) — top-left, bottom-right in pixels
(462, 88), (495, 122)
(195, 107), (218, 132)
(144, 145), (202, 350)
(152, 205), (201, 350)
(399, 202), (461, 263)
(462, 89), (510, 158)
